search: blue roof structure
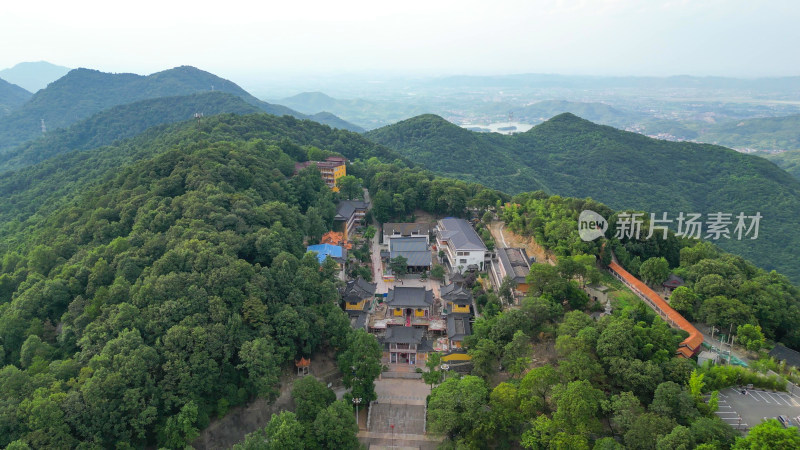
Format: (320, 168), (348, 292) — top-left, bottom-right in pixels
(307, 243), (344, 264)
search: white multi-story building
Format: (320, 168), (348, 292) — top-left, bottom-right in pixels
(435, 218), (487, 274)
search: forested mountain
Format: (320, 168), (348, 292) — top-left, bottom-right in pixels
(0, 66), (362, 153)
(0, 78), (31, 116)
(700, 114), (800, 152)
(0, 92), (261, 173)
(1, 100), (798, 448)
(0, 61), (71, 93)
(762, 149), (800, 180)
(0, 112), (435, 448)
(0, 113), (403, 232)
(366, 113), (800, 282)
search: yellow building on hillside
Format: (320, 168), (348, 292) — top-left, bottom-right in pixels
(294, 156), (347, 192)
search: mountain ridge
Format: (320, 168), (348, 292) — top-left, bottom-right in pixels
(366, 112), (800, 282)
(0, 77), (31, 115)
(0, 91), (263, 173)
(0, 66), (362, 153)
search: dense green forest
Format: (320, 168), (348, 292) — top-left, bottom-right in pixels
(0, 113), (402, 235)
(365, 113), (800, 282)
(0, 92), (261, 173)
(426, 281), (798, 449)
(0, 78), (31, 116)
(0, 122), (345, 447)
(502, 192), (800, 349)
(0, 66), (361, 153)
(429, 296), (734, 448)
(0, 112), (511, 448)
(405, 192), (800, 448)
(1, 104), (799, 447)
(761, 149), (800, 181)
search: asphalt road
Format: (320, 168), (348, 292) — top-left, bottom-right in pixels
(716, 387), (800, 432)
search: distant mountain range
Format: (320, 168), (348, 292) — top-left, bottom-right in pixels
(424, 73), (800, 91)
(365, 113), (800, 282)
(0, 91), (262, 173)
(0, 61), (71, 92)
(0, 77), (31, 115)
(277, 92), (650, 131)
(509, 100), (642, 128)
(0, 66), (362, 153)
(277, 91), (426, 130)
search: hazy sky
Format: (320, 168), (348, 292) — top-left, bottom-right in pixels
(2, 0), (799, 79)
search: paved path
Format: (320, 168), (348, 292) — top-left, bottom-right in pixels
(496, 222), (509, 247)
(371, 226), (389, 295)
(366, 187), (391, 295)
(360, 378), (436, 448)
(488, 220), (555, 265)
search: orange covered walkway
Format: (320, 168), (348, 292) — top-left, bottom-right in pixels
(608, 261), (703, 358)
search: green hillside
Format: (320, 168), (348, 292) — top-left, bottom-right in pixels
(366, 113), (800, 282)
(0, 92), (262, 173)
(0, 66), (361, 152)
(762, 149), (800, 180)
(700, 114), (800, 152)
(1, 103), (799, 450)
(0, 112), (434, 447)
(0, 78), (31, 116)
(0, 113), (402, 233)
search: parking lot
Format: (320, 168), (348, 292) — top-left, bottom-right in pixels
(715, 387), (800, 431)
